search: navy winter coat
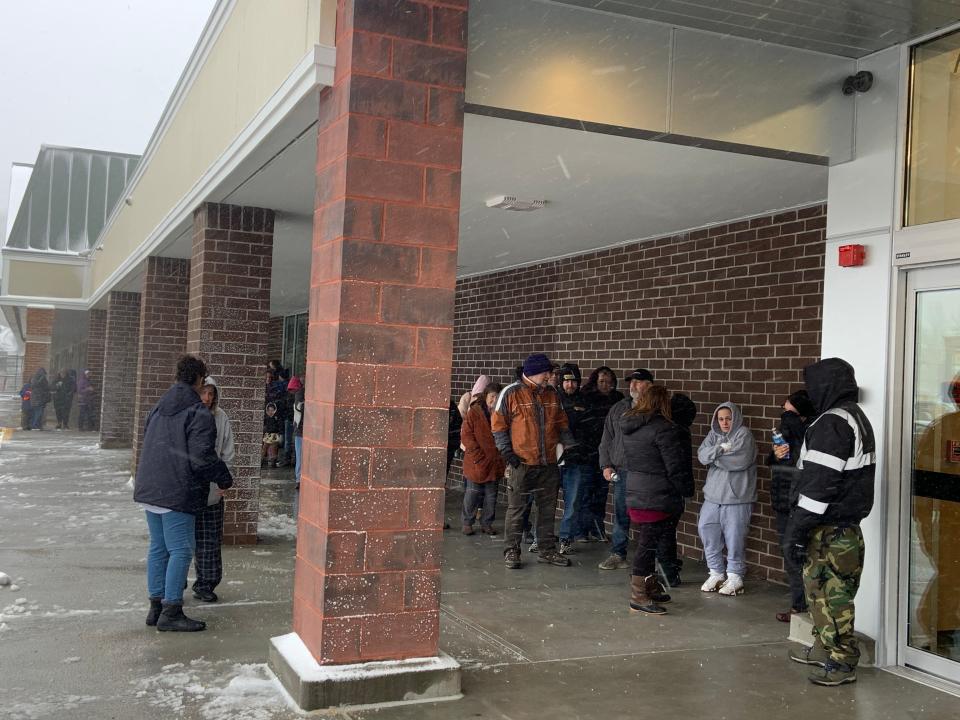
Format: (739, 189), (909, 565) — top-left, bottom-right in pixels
(134, 382), (233, 514)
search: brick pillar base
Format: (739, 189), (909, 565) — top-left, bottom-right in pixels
(132, 257), (191, 471)
(286, 0), (467, 679)
(100, 291), (141, 449)
(22, 306), (55, 382)
(86, 309), (107, 432)
(187, 202), (273, 545)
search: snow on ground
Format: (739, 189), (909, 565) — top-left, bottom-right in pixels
(257, 512), (298, 540)
(132, 660), (297, 720)
(7, 695), (100, 720)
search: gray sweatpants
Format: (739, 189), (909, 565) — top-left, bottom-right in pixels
(698, 501), (753, 577)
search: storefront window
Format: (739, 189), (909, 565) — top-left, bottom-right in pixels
(281, 312), (308, 379)
(905, 29), (960, 227)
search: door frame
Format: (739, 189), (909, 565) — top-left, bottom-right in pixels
(895, 263), (960, 682)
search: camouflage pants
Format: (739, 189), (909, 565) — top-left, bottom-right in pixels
(803, 525), (865, 666)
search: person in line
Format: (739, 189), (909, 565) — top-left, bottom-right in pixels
(458, 375), (491, 419)
(29, 368), (51, 430)
(76, 369), (97, 431)
(285, 375), (304, 472)
(620, 385), (692, 614)
(18, 379), (32, 431)
(134, 355), (233, 632)
(262, 402), (283, 468)
(192, 376), (235, 603)
(786, 358), (875, 687)
(598, 369), (655, 570)
(556, 363), (595, 554)
(580, 366), (625, 542)
(770, 390), (816, 622)
(658, 392), (697, 586)
(264, 367), (289, 464)
(697, 402), (757, 596)
(460, 382), (505, 535)
(53, 368), (76, 430)
(493, 353), (577, 569)
(292, 378), (305, 489)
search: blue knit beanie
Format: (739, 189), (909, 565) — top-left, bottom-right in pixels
(522, 353), (553, 377)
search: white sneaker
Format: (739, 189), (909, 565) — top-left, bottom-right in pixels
(718, 573), (744, 596)
(700, 572), (726, 592)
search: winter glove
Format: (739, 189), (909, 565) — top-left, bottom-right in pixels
(501, 450), (523, 468)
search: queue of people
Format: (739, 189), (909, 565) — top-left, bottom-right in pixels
(18, 366), (97, 431)
(455, 352), (875, 687)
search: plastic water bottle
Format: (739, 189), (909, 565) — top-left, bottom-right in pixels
(772, 426), (790, 462)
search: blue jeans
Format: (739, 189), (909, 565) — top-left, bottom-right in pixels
(610, 469), (630, 558)
(559, 464), (591, 541)
(145, 510), (196, 603)
(294, 436), (303, 483)
(31, 403), (46, 430)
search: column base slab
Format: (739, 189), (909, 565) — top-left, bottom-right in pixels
(268, 632), (461, 711)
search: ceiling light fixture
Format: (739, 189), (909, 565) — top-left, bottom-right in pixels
(485, 195), (547, 212)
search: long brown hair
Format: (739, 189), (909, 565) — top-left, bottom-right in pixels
(625, 384), (672, 419)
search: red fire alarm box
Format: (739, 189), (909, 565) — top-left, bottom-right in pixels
(839, 244), (866, 267)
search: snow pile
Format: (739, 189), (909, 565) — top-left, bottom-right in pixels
(0, 571), (10, 586)
(132, 660), (292, 720)
(257, 512), (297, 541)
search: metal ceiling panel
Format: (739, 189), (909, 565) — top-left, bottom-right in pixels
(550, 0), (960, 57)
(4, 146), (139, 254)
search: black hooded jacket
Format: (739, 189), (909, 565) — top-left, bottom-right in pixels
(787, 358), (875, 544)
(769, 410), (809, 514)
(620, 411), (692, 515)
(559, 387), (596, 465)
(670, 393), (697, 487)
(134, 382), (233, 514)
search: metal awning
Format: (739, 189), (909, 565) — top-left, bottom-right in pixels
(4, 146), (139, 254)
(552, 0), (960, 57)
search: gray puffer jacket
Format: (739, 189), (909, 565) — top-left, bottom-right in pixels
(697, 402), (757, 504)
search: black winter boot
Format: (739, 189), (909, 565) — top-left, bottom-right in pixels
(145, 597), (163, 627)
(156, 602), (206, 632)
(650, 578), (671, 604)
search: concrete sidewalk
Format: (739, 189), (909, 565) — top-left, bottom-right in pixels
(1, 394), (958, 719)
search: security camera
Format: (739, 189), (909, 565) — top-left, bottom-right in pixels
(842, 71), (873, 96)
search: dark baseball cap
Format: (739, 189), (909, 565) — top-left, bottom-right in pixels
(627, 369), (654, 382)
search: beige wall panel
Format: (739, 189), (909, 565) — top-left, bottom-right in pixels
(92, 0), (325, 292)
(7, 261), (84, 299)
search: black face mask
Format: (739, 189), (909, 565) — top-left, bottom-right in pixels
(780, 410), (806, 438)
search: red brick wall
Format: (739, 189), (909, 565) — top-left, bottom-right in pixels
(132, 257), (191, 471)
(22, 307), (55, 381)
(100, 292), (142, 449)
(187, 202), (273, 545)
(295, 0), (467, 665)
(452, 204), (826, 582)
(86, 309), (107, 430)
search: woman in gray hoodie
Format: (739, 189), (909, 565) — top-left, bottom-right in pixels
(696, 402), (757, 596)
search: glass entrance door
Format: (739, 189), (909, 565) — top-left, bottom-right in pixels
(903, 264), (960, 681)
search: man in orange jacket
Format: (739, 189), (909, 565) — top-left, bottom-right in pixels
(493, 353), (577, 569)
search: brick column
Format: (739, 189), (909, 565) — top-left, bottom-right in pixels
(293, 0), (467, 666)
(99, 291), (141, 449)
(187, 203), (273, 545)
(86, 309), (107, 431)
(22, 306), (55, 381)
(132, 257), (191, 471)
